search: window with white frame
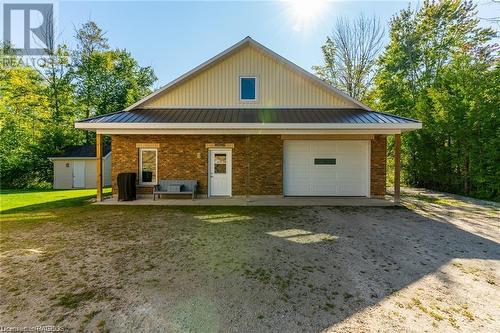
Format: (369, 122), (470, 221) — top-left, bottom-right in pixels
(139, 148), (157, 184)
(240, 76), (257, 101)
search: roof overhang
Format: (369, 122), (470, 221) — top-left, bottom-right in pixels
(76, 122), (421, 131)
(93, 129), (411, 135)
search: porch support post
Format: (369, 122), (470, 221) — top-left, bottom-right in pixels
(394, 133), (401, 204)
(96, 133), (103, 202)
(245, 135), (251, 202)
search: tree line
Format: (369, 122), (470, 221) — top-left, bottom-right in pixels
(0, 21), (157, 188)
(1, 0), (498, 201)
(314, 0), (499, 201)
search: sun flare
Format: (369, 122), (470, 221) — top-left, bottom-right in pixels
(289, 0), (325, 30)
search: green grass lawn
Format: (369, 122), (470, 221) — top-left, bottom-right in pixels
(0, 188), (112, 213)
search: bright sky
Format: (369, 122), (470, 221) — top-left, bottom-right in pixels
(50, 1), (499, 88)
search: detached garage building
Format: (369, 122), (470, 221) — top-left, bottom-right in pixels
(49, 145), (111, 189)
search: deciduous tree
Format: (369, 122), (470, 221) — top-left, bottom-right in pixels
(313, 14), (384, 100)
(374, 0), (499, 200)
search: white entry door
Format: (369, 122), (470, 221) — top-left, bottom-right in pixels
(73, 160), (86, 188)
(284, 140), (370, 196)
(209, 149), (232, 196)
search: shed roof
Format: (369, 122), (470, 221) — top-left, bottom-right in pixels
(50, 144), (111, 158)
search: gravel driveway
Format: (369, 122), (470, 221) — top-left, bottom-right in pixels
(1, 190), (499, 332)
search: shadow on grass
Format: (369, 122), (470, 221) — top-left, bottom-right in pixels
(1, 196), (96, 214)
(0, 189), (112, 214)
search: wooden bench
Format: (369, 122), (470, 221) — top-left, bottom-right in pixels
(153, 179), (198, 200)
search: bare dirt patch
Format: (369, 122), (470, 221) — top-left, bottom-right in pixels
(1, 193), (499, 332)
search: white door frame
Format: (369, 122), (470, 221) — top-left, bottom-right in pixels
(208, 148), (232, 197)
(73, 160), (86, 188)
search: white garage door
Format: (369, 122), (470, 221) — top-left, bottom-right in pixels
(284, 140), (370, 196)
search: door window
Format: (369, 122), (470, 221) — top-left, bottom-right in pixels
(214, 153), (227, 174)
(139, 148), (157, 184)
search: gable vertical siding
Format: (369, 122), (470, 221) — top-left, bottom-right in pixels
(142, 46), (358, 108)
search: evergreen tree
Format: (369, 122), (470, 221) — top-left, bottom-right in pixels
(374, 0), (499, 200)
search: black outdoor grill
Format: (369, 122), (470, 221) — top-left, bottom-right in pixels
(117, 173), (137, 201)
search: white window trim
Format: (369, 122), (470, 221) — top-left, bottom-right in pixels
(239, 76), (258, 102)
(139, 148), (158, 185)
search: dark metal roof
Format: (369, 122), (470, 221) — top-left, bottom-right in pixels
(50, 144), (111, 158)
(77, 108), (420, 124)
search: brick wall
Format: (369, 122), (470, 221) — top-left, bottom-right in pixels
(370, 135), (387, 198)
(111, 135), (283, 196)
(111, 134), (386, 198)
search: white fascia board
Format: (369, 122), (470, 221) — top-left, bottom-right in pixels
(95, 129), (404, 135)
(76, 122), (422, 130)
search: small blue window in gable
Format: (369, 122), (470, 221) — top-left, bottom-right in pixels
(240, 77), (256, 100)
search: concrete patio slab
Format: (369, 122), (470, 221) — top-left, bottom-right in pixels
(95, 195), (395, 206)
